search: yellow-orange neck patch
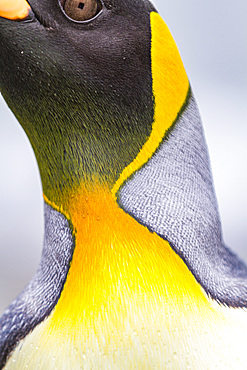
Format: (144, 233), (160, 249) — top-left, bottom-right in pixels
(45, 185), (211, 334)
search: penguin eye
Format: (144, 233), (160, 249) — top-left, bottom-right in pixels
(60, 0), (103, 22)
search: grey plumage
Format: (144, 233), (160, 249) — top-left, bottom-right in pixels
(0, 203), (74, 366)
(119, 91), (247, 306)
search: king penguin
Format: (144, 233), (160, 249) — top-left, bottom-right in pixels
(0, 0), (247, 368)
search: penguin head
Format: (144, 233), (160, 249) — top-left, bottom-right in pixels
(0, 0), (189, 207)
(0, 0), (155, 128)
(0, 0), (157, 198)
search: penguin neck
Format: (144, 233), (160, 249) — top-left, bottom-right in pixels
(32, 10), (190, 284)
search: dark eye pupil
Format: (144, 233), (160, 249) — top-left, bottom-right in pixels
(78, 2), (84, 9)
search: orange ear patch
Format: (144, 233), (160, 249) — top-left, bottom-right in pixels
(0, 0), (31, 21)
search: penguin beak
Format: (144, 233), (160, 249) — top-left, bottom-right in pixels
(0, 0), (31, 21)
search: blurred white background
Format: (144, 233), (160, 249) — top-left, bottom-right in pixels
(0, 0), (247, 314)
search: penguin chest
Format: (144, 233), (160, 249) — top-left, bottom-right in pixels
(5, 192), (247, 369)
